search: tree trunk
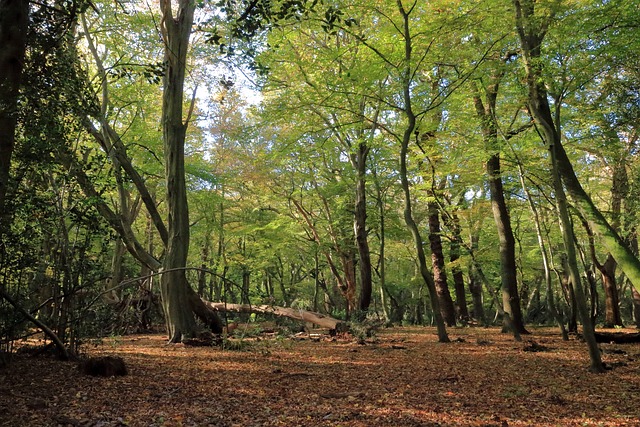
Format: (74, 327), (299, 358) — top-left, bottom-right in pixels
(468, 267), (485, 324)
(373, 169), (389, 321)
(513, 0), (604, 372)
(353, 141), (373, 314)
(395, 1), (448, 342)
(290, 197), (356, 315)
(472, 79), (528, 335)
(468, 233), (486, 324)
(205, 302), (347, 331)
(198, 240), (210, 297)
(159, 0), (198, 343)
(467, 248), (521, 341)
(632, 287), (640, 329)
(0, 0), (29, 222)
(446, 211), (470, 323)
(546, 74), (640, 297)
(0, 287), (72, 360)
(563, 266), (578, 334)
(108, 238), (127, 302)
(596, 147), (628, 327)
(428, 201), (456, 326)
(80, 14), (169, 246)
(514, 158), (568, 339)
(600, 254), (623, 327)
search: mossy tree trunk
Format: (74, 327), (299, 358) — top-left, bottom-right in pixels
(159, 0), (198, 343)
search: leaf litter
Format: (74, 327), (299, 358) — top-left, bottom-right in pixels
(1, 327), (639, 427)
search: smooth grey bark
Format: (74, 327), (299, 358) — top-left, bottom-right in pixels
(159, 0), (198, 343)
(0, 0), (28, 222)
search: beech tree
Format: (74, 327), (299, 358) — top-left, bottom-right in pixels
(7, 0), (640, 359)
(471, 60), (529, 335)
(512, 0), (606, 371)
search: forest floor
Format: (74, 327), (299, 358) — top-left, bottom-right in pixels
(1, 325), (639, 427)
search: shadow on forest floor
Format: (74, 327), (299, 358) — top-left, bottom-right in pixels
(1, 326), (639, 426)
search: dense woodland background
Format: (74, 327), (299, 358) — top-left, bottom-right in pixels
(1, 0), (640, 373)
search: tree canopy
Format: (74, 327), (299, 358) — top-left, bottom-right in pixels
(1, 0), (640, 370)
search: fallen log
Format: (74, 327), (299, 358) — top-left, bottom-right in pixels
(204, 302), (348, 331)
(594, 331), (640, 344)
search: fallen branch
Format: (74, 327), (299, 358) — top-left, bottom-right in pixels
(0, 287), (73, 360)
(204, 302), (348, 331)
(594, 331), (640, 344)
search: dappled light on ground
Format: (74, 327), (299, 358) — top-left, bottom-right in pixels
(1, 327), (639, 426)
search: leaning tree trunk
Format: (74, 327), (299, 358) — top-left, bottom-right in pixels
(515, 160), (568, 340)
(0, 287), (72, 360)
(393, 1), (448, 342)
(159, 0), (198, 343)
(548, 141), (603, 371)
(205, 302), (348, 331)
(513, 0), (603, 372)
(0, 0), (28, 223)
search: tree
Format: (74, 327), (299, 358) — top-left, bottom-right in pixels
(0, 0), (29, 224)
(158, 0), (201, 342)
(392, 1), (449, 342)
(512, 0), (603, 372)
(471, 61), (529, 335)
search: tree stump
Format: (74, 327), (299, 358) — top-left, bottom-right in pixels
(80, 356), (128, 377)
